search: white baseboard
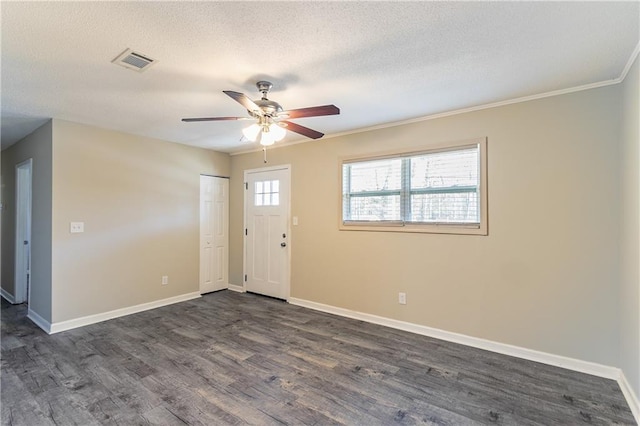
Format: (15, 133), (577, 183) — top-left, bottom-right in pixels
(27, 308), (52, 333)
(227, 284), (245, 293)
(16, 289), (640, 423)
(618, 370), (640, 424)
(289, 298), (640, 402)
(1, 288), (16, 304)
(289, 297), (620, 379)
(49, 291), (202, 334)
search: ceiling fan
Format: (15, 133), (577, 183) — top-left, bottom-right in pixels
(182, 81), (340, 146)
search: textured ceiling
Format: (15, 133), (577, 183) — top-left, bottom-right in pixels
(1, 1), (639, 153)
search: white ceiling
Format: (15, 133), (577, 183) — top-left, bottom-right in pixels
(1, 1), (638, 153)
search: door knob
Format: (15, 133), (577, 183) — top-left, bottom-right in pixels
(281, 242), (287, 247)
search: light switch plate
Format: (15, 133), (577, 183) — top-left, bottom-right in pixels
(70, 222), (84, 233)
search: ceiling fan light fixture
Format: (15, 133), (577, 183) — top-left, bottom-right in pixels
(270, 123), (286, 141)
(259, 130), (276, 146)
(242, 123), (261, 142)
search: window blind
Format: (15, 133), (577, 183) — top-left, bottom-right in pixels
(342, 144), (480, 226)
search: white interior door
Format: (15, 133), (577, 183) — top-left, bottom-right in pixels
(244, 166), (290, 300)
(15, 159), (32, 304)
(200, 175), (229, 294)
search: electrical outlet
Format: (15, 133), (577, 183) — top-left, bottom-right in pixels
(162, 276), (169, 285)
(398, 292), (407, 305)
(70, 222), (84, 233)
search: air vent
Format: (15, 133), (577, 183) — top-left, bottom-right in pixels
(111, 48), (156, 72)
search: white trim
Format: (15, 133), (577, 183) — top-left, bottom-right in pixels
(618, 370), (640, 424)
(1, 288), (16, 304)
(230, 80), (620, 157)
(227, 284), (245, 293)
(289, 297), (640, 418)
(288, 297), (640, 416)
(27, 308), (52, 334)
(49, 292), (201, 334)
(289, 297), (621, 380)
(243, 164), (292, 174)
(231, 41), (639, 157)
(620, 40), (640, 82)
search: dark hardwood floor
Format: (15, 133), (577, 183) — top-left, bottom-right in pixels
(1, 290), (636, 425)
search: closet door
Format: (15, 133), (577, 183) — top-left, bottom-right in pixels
(200, 175), (229, 294)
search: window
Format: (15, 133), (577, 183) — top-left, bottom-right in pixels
(341, 138), (487, 235)
(255, 179), (280, 206)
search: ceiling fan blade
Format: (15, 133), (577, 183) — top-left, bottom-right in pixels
(280, 104), (340, 119)
(282, 121), (324, 139)
(223, 91), (263, 115)
(182, 117), (249, 122)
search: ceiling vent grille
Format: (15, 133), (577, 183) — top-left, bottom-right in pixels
(112, 48), (156, 72)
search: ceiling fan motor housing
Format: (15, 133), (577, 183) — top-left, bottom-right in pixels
(250, 99), (283, 118)
(248, 81), (282, 118)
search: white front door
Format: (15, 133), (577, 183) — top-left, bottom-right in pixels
(200, 175), (229, 294)
(244, 166), (290, 300)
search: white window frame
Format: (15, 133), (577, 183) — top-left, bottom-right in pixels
(339, 137), (488, 235)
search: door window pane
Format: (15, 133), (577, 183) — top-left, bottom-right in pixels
(255, 180), (280, 206)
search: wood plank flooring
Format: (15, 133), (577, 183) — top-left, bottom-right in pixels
(1, 290), (636, 425)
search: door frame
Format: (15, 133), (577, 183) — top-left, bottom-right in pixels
(14, 158), (33, 305)
(243, 164), (291, 300)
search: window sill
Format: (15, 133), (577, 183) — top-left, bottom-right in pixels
(339, 222), (487, 236)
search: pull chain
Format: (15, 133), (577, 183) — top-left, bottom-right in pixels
(263, 147), (268, 163)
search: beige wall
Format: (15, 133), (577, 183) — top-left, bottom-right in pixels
(620, 53), (640, 396)
(1, 121), (53, 321)
(230, 86), (621, 367)
(0, 77), (632, 387)
(50, 120), (230, 323)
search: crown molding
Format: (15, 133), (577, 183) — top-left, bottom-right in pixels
(230, 41), (639, 157)
(620, 40), (640, 82)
